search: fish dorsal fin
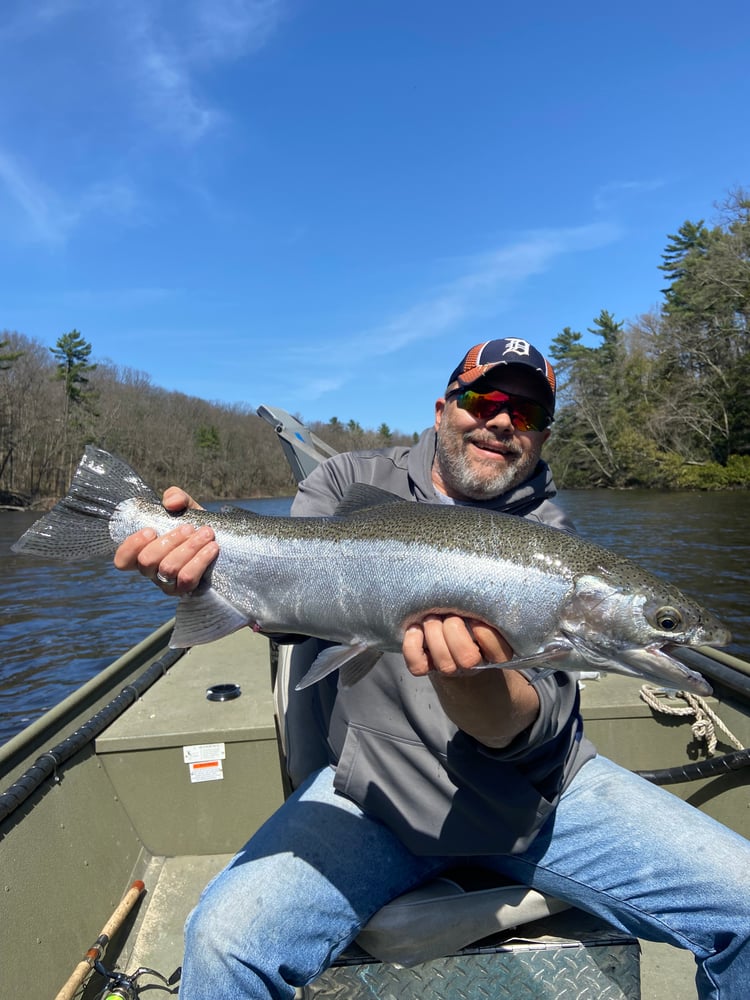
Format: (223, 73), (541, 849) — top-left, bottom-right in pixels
(334, 483), (409, 517)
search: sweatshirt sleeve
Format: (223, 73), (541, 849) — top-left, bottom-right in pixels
(474, 669), (581, 759)
(291, 455), (357, 517)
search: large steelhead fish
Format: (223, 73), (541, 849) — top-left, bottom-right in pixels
(13, 447), (728, 695)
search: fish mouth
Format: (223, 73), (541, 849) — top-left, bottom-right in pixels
(619, 644), (713, 696)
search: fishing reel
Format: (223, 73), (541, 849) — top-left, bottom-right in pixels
(93, 961), (180, 999)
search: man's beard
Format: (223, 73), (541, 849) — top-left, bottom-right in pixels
(435, 426), (539, 500)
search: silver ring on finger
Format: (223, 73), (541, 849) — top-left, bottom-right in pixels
(155, 571), (177, 587)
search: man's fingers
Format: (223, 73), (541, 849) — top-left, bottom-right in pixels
(113, 527), (157, 571)
(114, 522), (217, 595)
(403, 623), (431, 676)
(402, 615), (514, 677)
(440, 616), (485, 671)
(162, 486), (203, 513)
(154, 527), (219, 593)
(466, 620), (514, 665)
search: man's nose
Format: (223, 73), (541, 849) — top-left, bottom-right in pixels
(484, 406), (515, 430)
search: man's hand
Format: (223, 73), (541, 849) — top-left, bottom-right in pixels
(402, 614), (539, 749)
(403, 614), (513, 676)
(113, 487), (219, 595)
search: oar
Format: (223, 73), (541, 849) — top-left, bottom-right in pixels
(54, 879), (145, 1000)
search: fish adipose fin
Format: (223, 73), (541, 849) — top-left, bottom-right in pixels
(11, 446), (159, 561)
(295, 643), (384, 690)
(171, 588), (252, 647)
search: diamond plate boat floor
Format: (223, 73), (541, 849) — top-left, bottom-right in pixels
(117, 853), (698, 999)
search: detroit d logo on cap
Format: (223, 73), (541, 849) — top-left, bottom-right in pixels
(503, 339), (532, 358)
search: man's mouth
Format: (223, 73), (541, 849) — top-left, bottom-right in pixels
(467, 436), (519, 459)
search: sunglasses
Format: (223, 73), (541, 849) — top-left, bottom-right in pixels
(451, 389), (552, 432)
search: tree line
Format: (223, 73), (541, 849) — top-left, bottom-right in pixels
(0, 330), (415, 507)
(544, 188), (749, 489)
(1, 187), (748, 505)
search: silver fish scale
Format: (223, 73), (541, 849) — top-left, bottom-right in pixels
(213, 533), (570, 653)
(119, 493), (675, 606)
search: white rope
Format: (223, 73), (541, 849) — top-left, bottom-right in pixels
(639, 684), (745, 757)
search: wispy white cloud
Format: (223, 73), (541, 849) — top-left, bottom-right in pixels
(123, 0), (286, 143)
(133, 38), (221, 144)
(286, 221), (621, 402)
(0, 148), (139, 245)
(0, 0), (285, 243)
(2, 1), (285, 144)
(0, 150), (66, 244)
(303, 222), (619, 363)
(296, 376), (350, 402)
(190, 0), (285, 63)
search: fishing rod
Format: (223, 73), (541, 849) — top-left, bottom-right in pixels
(91, 961), (180, 1000)
(54, 881), (146, 1000)
(53, 877), (180, 999)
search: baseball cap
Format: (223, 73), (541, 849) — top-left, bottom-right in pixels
(446, 338), (556, 416)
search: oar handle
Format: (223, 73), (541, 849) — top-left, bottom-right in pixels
(54, 880), (145, 1000)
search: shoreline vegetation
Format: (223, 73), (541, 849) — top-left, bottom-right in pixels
(1, 188), (748, 505)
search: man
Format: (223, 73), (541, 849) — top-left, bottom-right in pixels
(115, 337), (750, 999)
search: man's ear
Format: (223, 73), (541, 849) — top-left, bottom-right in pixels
(434, 397), (446, 430)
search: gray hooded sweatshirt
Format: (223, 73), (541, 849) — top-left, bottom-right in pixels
(283, 428), (595, 856)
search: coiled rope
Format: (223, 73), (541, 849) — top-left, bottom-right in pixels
(639, 684), (745, 757)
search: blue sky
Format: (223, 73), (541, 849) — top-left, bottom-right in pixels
(1, 1), (748, 435)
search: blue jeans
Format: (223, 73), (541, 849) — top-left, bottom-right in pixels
(181, 756), (750, 999)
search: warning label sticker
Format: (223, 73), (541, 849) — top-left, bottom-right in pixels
(188, 759), (224, 783)
(183, 743), (226, 764)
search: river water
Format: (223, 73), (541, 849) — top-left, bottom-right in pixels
(1, 491), (748, 747)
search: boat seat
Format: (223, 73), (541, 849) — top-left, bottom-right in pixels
(354, 869), (569, 966)
(272, 640), (572, 967)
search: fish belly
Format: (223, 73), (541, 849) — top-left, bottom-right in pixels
(215, 533), (570, 652)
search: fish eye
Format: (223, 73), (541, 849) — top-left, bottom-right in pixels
(653, 606), (683, 631)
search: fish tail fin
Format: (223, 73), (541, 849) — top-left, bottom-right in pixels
(11, 446), (159, 561)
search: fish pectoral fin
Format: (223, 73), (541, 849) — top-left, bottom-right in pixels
(295, 643), (383, 690)
(499, 641), (581, 672)
(170, 589), (252, 647)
